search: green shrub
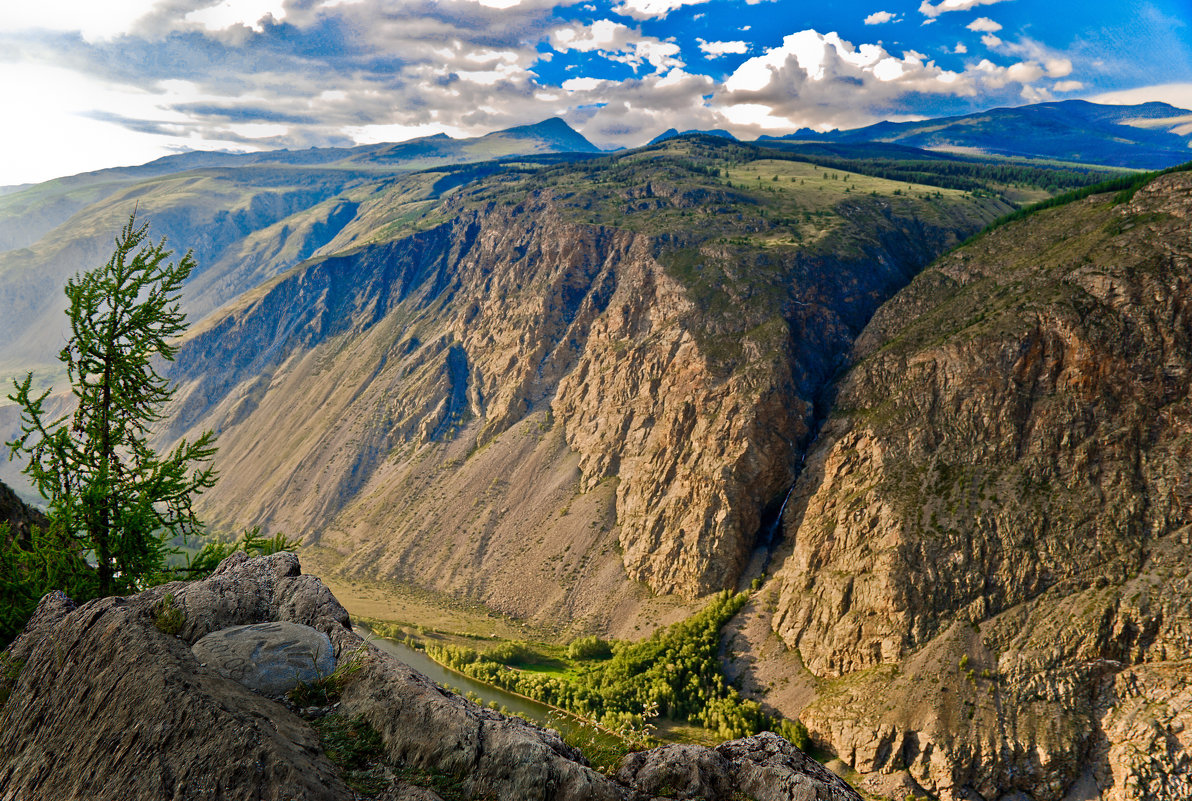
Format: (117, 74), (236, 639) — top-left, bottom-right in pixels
(566, 635), (612, 660)
(486, 641), (535, 665)
(312, 713), (387, 795)
(181, 526), (302, 580)
(152, 593), (185, 636)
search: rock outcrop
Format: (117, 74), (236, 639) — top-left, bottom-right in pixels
(749, 171), (1192, 800)
(0, 480), (45, 542)
(0, 553), (857, 801)
(616, 733), (861, 801)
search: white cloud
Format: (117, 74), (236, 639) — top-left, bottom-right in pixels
(966, 16), (1001, 33)
(185, 0), (286, 33)
(953, 42), (968, 54)
(1044, 57), (1072, 78)
(1020, 84), (1051, 102)
(551, 19), (682, 72)
(1052, 80), (1084, 93)
(0, 0), (162, 41)
(551, 18), (629, 51)
(697, 38), (748, 58)
(720, 30), (974, 133)
(720, 102), (794, 130)
(981, 34), (1002, 48)
(610, 0), (709, 21)
(564, 69), (718, 146)
(0, 63), (237, 185)
(919, 0), (1009, 18)
(864, 11), (898, 25)
(345, 121), (466, 144)
(1089, 82), (1192, 111)
(561, 76), (607, 91)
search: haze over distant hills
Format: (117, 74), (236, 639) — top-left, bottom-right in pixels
(759, 99), (1192, 169)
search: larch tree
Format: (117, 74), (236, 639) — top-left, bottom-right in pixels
(7, 212), (217, 595)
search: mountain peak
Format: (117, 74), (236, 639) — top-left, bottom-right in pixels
(489, 117), (602, 153)
(648, 128), (738, 145)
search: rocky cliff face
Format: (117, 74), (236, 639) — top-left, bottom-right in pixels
(743, 171), (1192, 800)
(0, 481), (45, 542)
(163, 141), (1006, 624)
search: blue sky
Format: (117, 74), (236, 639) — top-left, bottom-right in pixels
(1, 0), (1190, 185)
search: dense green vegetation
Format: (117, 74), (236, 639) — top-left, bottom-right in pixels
(422, 591), (806, 745)
(962, 159), (1192, 244)
(762, 148), (1121, 195)
(0, 520), (97, 645)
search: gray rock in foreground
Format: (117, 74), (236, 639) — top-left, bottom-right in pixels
(616, 734), (861, 801)
(192, 621), (335, 695)
(0, 553), (858, 801)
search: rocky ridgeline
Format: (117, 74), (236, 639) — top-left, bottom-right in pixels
(0, 553), (859, 801)
(754, 173), (1192, 799)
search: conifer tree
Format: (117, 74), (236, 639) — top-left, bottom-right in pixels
(7, 213), (217, 595)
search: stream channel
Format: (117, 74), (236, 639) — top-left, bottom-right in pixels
(363, 629), (622, 749)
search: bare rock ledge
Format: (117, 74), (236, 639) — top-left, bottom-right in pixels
(0, 553), (859, 801)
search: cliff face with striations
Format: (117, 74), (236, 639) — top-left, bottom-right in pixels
(163, 141), (1006, 627)
(740, 171), (1192, 800)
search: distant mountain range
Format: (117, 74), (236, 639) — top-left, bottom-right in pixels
(757, 99), (1192, 169)
(642, 101), (1192, 170)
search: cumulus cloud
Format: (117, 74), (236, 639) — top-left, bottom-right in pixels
(1091, 82), (1192, 110)
(719, 30), (975, 132)
(952, 42), (968, 54)
(185, 0), (286, 33)
(712, 28), (1078, 137)
(551, 19), (682, 72)
(966, 16), (1001, 33)
(864, 11), (898, 25)
(697, 38), (748, 58)
(563, 68), (720, 143)
(0, 0), (162, 41)
(610, 0), (709, 21)
(1052, 80), (1084, 92)
(918, 0), (1009, 18)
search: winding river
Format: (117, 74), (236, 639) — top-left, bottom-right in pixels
(363, 630), (621, 749)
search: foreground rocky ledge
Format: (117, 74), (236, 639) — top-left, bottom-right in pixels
(0, 553), (859, 801)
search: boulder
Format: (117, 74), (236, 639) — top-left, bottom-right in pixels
(615, 732), (862, 801)
(615, 743), (734, 799)
(192, 621), (335, 695)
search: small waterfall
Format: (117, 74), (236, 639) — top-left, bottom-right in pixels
(764, 482), (796, 547)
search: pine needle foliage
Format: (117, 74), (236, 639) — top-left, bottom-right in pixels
(7, 213), (217, 596)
